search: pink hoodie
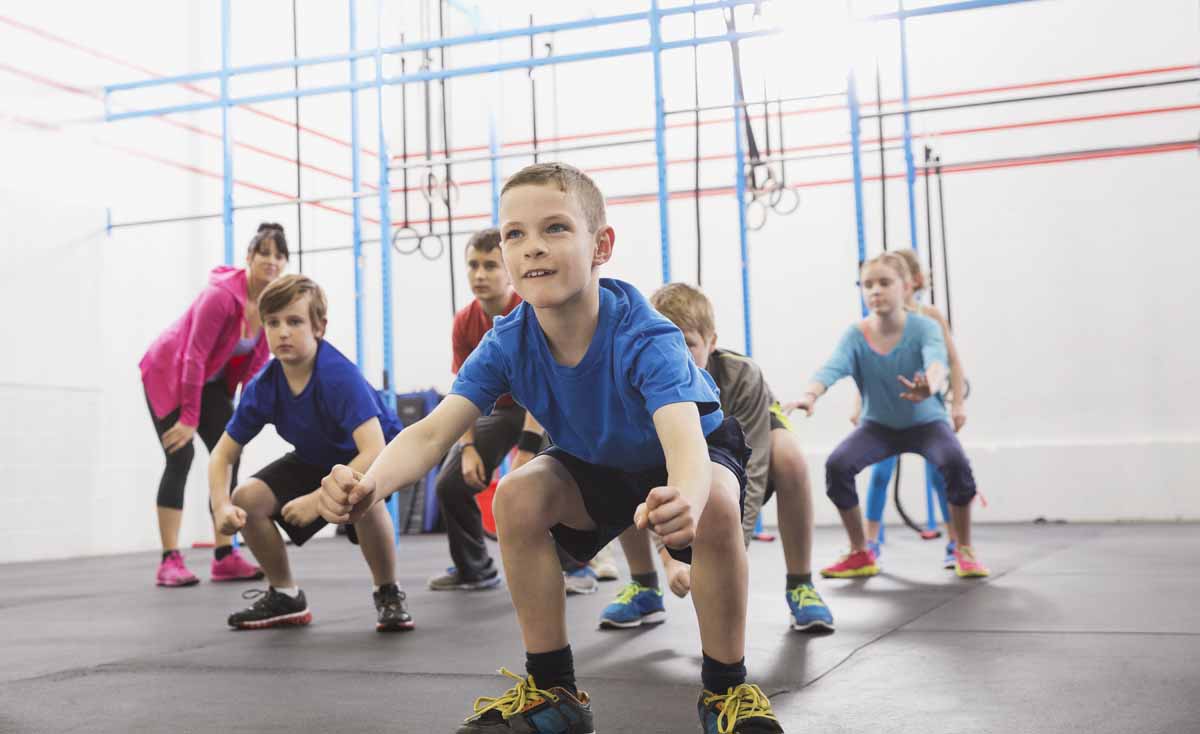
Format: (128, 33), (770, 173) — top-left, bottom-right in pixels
(140, 266), (271, 426)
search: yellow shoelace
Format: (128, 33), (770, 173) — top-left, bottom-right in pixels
(613, 582), (653, 605)
(788, 584), (824, 608)
(703, 683), (778, 734)
(469, 668), (559, 722)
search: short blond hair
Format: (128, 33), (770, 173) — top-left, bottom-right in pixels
(501, 162), (606, 233)
(650, 282), (716, 339)
(258, 273), (328, 329)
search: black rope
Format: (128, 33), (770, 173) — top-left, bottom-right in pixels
(923, 145), (936, 306)
(936, 154), (953, 329)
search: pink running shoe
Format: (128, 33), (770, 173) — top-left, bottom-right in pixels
(156, 551), (200, 587)
(211, 549), (265, 582)
(954, 545), (990, 578)
(820, 549), (879, 579)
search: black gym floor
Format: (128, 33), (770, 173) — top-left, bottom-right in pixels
(2, 523), (1196, 733)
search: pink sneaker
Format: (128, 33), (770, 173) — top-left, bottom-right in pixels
(211, 549), (265, 582)
(954, 545), (990, 578)
(820, 549), (880, 579)
(156, 551), (200, 587)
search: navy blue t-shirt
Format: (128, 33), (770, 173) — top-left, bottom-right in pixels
(226, 340), (402, 467)
(452, 278), (724, 471)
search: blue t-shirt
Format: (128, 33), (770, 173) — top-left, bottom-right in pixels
(812, 313), (949, 429)
(452, 278), (724, 471)
(226, 340), (402, 467)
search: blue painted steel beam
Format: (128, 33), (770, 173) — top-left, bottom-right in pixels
(349, 0), (365, 370)
(732, 65), (752, 356)
(898, 2), (919, 252)
(375, 27), (395, 410)
(106, 29), (777, 122)
(846, 70), (868, 317)
(650, 0), (671, 283)
(866, 0), (1042, 21)
(105, 0), (765, 95)
(220, 0), (233, 264)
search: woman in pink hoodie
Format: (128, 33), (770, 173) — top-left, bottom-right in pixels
(141, 223), (288, 587)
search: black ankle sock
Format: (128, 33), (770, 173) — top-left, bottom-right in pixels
(701, 652), (746, 694)
(632, 571), (659, 590)
(786, 573), (812, 589)
(161, 550), (176, 562)
(214, 545), (234, 561)
(526, 646), (577, 696)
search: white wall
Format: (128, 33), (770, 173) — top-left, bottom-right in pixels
(1, 0), (1197, 563)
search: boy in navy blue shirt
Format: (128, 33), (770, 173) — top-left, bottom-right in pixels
(314, 163), (784, 733)
(207, 274), (413, 632)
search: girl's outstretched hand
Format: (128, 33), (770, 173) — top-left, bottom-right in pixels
(898, 372), (933, 402)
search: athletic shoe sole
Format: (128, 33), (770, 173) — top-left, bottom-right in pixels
(377, 619), (416, 633)
(955, 567), (989, 578)
(820, 565), (880, 579)
(231, 609), (312, 630)
(791, 618), (836, 632)
(428, 576), (502, 591)
(599, 610), (667, 629)
(211, 570), (266, 583)
(565, 584), (598, 595)
(157, 577), (200, 588)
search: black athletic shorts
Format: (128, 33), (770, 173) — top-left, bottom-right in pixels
(251, 453), (333, 546)
(542, 416), (749, 565)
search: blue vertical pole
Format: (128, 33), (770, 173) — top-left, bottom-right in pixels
(349, 0), (365, 369)
(649, 0), (671, 283)
(220, 0), (234, 264)
(376, 6), (394, 408)
(896, 1), (936, 531)
(489, 113), (500, 225)
(898, 1), (919, 253)
(732, 73), (752, 357)
(847, 71), (867, 314)
(374, 2), (399, 543)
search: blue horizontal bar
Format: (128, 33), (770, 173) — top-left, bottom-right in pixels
(105, 0), (762, 95)
(107, 27), (775, 122)
(866, 0), (1042, 21)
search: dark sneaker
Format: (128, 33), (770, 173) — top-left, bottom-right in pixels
(374, 583), (415, 632)
(428, 566), (502, 591)
(697, 683), (784, 733)
(227, 588), (311, 630)
(457, 668), (594, 733)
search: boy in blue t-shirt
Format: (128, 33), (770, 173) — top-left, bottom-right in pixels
(313, 163), (784, 733)
(207, 274), (413, 632)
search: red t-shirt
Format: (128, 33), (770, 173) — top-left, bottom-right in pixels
(452, 292), (523, 408)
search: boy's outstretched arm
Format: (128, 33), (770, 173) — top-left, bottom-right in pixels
(635, 401), (713, 550)
(316, 395), (481, 524)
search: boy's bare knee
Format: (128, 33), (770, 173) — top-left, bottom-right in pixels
(694, 477), (742, 548)
(493, 472), (554, 531)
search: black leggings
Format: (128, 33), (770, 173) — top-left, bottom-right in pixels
(146, 382), (239, 510)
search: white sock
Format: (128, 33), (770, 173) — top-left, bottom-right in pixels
(274, 586), (300, 598)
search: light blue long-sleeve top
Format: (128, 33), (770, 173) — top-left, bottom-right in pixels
(812, 313), (949, 429)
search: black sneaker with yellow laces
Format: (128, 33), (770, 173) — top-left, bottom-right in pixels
(697, 683), (784, 733)
(456, 668), (594, 733)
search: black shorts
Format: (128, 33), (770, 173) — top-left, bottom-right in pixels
(541, 416), (750, 565)
(762, 403), (793, 507)
(251, 453), (332, 546)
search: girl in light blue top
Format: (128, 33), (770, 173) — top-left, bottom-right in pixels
(786, 253), (988, 579)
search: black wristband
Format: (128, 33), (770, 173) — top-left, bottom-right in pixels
(517, 430), (543, 453)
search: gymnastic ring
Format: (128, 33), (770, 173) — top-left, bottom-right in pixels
(439, 178), (461, 208)
(417, 232), (445, 261)
(746, 196), (769, 231)
(420, 171), (440, 205)
(391, 225), (422, 256)
(771, 186), (801, 215)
